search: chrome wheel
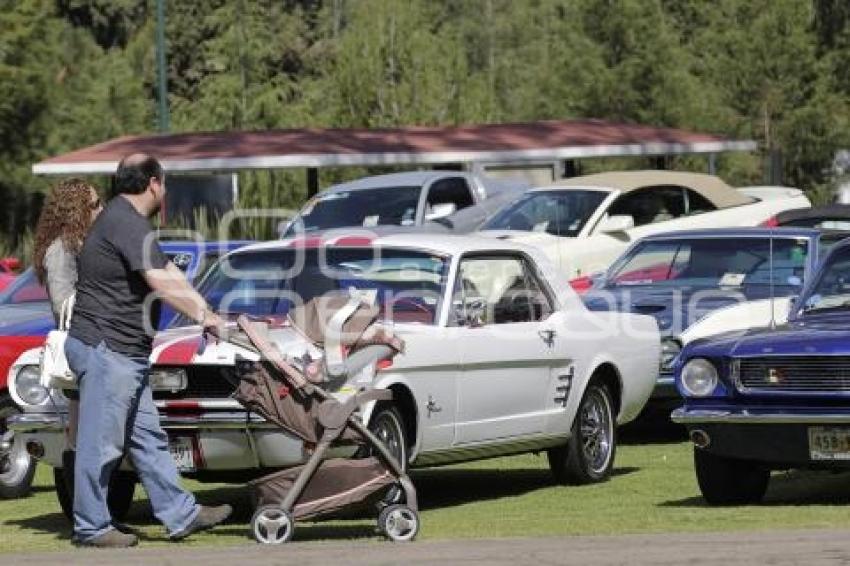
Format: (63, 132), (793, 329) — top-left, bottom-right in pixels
(251, 505), (294, 544)
(547, 381), (617, 485)
(579, 387), (614, 474)
(0, 398), (36, 499)
(378, 504), (419, 542)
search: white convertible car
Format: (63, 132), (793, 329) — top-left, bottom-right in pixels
(479, 170), (811, 282)
(9, 234), (659, 512)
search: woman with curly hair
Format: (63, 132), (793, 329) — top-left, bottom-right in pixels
(33, 178), (102, 315)
(32, 178), (102, 496)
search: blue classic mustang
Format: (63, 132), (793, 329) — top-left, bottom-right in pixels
(672, 236), (850, 504)
(583, 228), (844, 403)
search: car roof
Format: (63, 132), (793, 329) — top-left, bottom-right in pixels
(159, 240), (253, 253)
(234, 232), (544, 258)
(533, 170), (753, 209)
(321, 171), (462, 194)
(776, 203), (850, 222)
(636, 227), (823, 241)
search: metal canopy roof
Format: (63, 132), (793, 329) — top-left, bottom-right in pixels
(32, 119), (756, 176)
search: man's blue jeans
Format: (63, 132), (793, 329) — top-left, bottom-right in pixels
(65, 336), (199, 541)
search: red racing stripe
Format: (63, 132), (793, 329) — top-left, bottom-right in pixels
(156, 336), (202, 365)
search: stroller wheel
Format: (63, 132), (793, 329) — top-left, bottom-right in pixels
(251, 505), (295, 544)
(378, 504), (419, 542)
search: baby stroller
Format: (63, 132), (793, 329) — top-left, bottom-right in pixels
(221, 293), (419, 544)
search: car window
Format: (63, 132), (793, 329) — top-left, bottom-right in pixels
(685, 189), (716, 215)
(607, 237), (809, 297)
(452, 256), (552, 326)
(802, 247), (850, 314)
(818, 232), (850, 257)
(608, 186), (687, 227)
(483, 190), (608, 236)
(284, 186), (422, 235)
(174, 248), (449, 327)
(426, 177), (474, 215)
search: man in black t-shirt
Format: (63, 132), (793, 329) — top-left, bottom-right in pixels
(65, 154), (230, 548)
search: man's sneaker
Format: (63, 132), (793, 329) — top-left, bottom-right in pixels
(169, 504), (232, 541)
(73, 529), (138, 548)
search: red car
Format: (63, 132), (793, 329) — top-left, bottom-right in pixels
(0, 258), (20, 293)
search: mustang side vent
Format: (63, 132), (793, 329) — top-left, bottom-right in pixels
(554, 367), (574, 407)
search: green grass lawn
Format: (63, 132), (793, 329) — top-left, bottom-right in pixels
(3, 438), (850, 553)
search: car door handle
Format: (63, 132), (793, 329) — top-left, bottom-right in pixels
(538, 329), (556, 347)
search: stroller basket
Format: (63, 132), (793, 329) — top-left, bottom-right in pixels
(226, 295), (419, 544)
(250, 457), (395, 520)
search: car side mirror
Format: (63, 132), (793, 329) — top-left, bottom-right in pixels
(425, 202), (457, 221)
(599, 215), (635, 234)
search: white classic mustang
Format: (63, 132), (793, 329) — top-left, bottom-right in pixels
(9, 234), (659, 510)
(479, 170), (811, 281)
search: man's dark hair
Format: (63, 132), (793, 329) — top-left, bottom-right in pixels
(113, 154), (163, 196)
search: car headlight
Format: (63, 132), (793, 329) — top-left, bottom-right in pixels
(680, 358), (719, 397)
(14, 365), (48, 406)
(660, 338), (682, 372)
(149, 368), (188, 393)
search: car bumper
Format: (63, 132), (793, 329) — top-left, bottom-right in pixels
(8, 411), (309, 474)
(650, 375), (678, 400)
(672, 407), (850, 468)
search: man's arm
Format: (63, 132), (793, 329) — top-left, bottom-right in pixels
(143, 262), (224, 332)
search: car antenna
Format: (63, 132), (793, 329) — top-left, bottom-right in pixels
(769, 229), (776, 330)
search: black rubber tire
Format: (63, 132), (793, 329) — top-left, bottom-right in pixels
(548, 382), (617, 485)
(0, 393), (36, 499)
(54, 462), (138, 522)
(367, 404), (409, 506)
(694, 447), (769, 505)
(367, 404), (409, 472)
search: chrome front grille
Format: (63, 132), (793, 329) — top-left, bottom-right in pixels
(736, 356), (850, 393)
(152, 365), (239, 400)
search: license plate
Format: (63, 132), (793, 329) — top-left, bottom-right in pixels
(808, 427), (850, 460)
(169, 436), (196, 472)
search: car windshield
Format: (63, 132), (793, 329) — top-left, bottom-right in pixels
(817, 232), (850, 257)
(174, 247), (450, 327)
(0, 268), (48, 305)
(606, 237), (809, 298)
(283, 186), (423, 236)
(802, 246), (850, 314)
(482, 190), (608, 237)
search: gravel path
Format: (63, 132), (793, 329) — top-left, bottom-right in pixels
(6, 529), (850, 565)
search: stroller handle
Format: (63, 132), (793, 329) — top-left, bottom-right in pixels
(207, 327), (260, 355)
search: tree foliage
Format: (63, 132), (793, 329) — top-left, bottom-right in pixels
(0, 0), (848, 246)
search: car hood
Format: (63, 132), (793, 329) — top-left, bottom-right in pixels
(0, 303), (53, 335)
(583, 287), (747, 336)
(477, 230), (570, 246)
(690, 312), (850, 358)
